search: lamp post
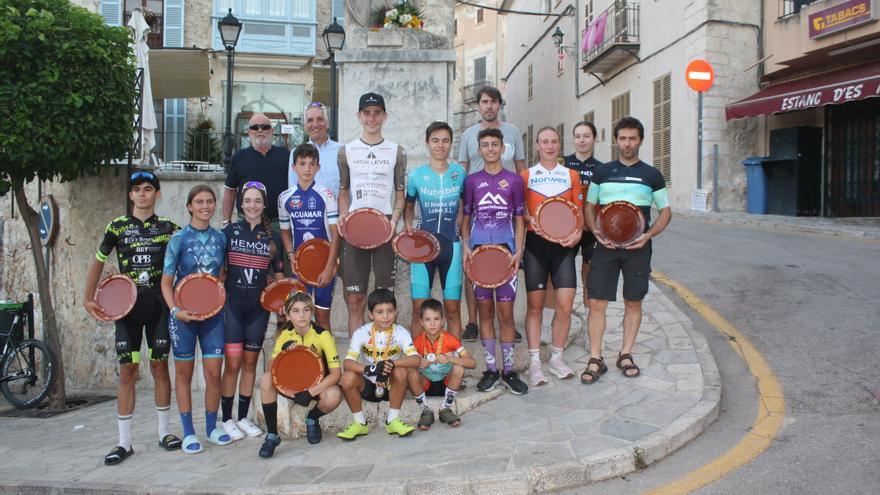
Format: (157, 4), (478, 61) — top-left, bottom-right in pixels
(322, 18), (346, 141)
(218, 9), (242, 172)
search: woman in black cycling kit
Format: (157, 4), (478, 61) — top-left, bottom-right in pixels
(219, 182), (284, 440)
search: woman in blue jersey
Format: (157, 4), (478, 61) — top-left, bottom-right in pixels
(160, 185), (231, 454)
(403, 121), (466, 337)
(219, 182), (284, 441)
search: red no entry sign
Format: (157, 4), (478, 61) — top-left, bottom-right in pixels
(686, 59), (714, 93)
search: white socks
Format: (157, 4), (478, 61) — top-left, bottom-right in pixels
(118, 415), (132, 450)
(550, 345), (564, 361)
(157, 405), (170, 439)
(352, 411), (366, 425)
(529, 348), (541, 363)
(387, 408), (400, 424)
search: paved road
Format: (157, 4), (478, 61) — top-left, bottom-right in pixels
(568, 217), (880, 493)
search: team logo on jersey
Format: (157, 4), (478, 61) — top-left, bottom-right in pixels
(298, 218), (316, 227)
(303, 232), (315, 241)
(478, 193), (508, 206)
(137, 271), (150, 284)
(308, 197), (316, 209)
(367, 150), (377, 159)
(498, 179), (509, 189)
(534, 169), (544, 175)
(289, 198), (302, 209)
(451, 172), (459, 181)
(477, 181), (489, 189)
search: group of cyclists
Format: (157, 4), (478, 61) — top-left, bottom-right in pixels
(84, 86), (671, 464)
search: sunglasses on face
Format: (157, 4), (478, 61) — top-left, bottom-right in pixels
(130, 171), (155, 181)
(248, 123), (272, 131)
(242, 181), (267, 192)
(307, 102), (326, 109)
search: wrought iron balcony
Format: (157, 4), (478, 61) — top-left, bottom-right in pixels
(581, 1), (641, 74)
(463, 80), (491, 104)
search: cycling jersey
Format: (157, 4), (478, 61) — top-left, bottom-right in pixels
(223, 221), (284, 294)
(272, 324), (341, 370)
(278, 181), (339, 246)
(405, 163), (467, 241)
(345, 323), (417, 382)
(563, 154), (602, 189)
(586, 160), (669, 225)
(162, 225), (226, 282)
(96, 215), (179, 292)
(521, 163), (584, 230)
(338, 138), (407, 214)
(412, 331), (468, 382)
(462, 169), (525, 252)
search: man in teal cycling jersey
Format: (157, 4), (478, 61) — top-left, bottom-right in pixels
(404, 121), (466, 338)
(582, 117), (672, 384)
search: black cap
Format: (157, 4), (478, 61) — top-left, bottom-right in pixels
(358, 92), (386, 111)
(128, 169), (160, 191)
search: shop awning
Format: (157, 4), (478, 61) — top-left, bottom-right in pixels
(725, 61), (880, 120)
(149, 48), (211, 100)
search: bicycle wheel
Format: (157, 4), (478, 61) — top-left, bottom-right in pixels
(1, 339), (55, 409)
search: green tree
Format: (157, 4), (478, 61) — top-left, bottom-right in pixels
(183, 116), (223, 164)
(0, 0), (137, 408)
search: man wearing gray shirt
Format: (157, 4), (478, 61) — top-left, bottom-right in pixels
(457, 86), (526, 341)
(288, 102), (341, 197)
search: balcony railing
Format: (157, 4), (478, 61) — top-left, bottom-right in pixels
(581, 1), (640, 74)
(780, 0), (820, 19)
(463, 80), (491, 104)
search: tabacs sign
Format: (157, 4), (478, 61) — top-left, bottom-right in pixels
(809, 0), (875, 39)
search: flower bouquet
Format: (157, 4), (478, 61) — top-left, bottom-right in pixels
(374, 1), (425, 29)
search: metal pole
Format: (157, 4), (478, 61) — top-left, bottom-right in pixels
(712, 144), (719, 212)
(223, 48), (235, 173)
(697, 90), (703, 189)
(330, 52), (338, 141)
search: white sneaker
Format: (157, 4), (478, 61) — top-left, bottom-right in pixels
(236, 417), (264, 438)
(528, 361), (548, 386)
(548, 356), (575, 379)
(222, 419), (245, 441)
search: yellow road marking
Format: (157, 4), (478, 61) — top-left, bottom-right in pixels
(645, 271), (785, 495)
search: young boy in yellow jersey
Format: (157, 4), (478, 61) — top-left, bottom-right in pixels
(257, 292), (342, 457)
(338, 288), (421, 439)
(407, 299), (476, 429)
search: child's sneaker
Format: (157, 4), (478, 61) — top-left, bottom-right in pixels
(222, 419), (245, 441)
(258, 434), (280, 458)
(417, 409), (434, 430)
(305, 418), (322, 444)
(438, 408), (461, 427)
(237, 417), (264, 438)
(501, 371), (529, 395)
(476, 370), (500, 392)
(548, 356), (575, 379)
(337, 421), (369, 441)
(385, 418), (415, 437)
(528, 361), (548, 386)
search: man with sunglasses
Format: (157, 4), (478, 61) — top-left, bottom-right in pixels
(84, 170), (182, 465)
(288, 102), (341, 198)
(222, 113), (289, 228)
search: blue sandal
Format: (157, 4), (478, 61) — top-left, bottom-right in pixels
(207, 428), (232, 446)
(181, 434), (203, 454)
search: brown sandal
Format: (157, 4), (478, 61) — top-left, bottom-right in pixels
(616, 353), (641, 378)
(580, 357), (607, 384)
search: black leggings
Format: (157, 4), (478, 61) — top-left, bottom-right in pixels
(523, 231), (577, 291)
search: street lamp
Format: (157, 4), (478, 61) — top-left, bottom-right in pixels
(218, 9), (242, 172)
(551, 26), (576, 57)
(322, 18), (346, 141)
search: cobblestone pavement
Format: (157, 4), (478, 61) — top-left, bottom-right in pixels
(0, 280), (719, 494)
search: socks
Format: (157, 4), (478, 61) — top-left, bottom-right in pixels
(501, 342), (515, 374)
(156, 406), (170, 439)
(117, 414), (132, 450)
(352, 410), (366, 425)
(237, 395), (252, 421)
(443, 388), (457, 409)
(307, 406), (326, 421)
(220, 395), (234, 422)
(529, 348), (541, 364)
(180, 411), (195, 438)
(414, 392), (429, 410)
(481, 338), (498, 372)
(205, 410), (218, 435)
(262, 402), (278, 435)
(387, 408), (400, 424)
(551, 345), (564, 361)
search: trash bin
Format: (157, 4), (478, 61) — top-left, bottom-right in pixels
(742, 157), (768, 214)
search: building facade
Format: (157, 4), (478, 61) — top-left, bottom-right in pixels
(499, 0), (763, 212)
(726, 0), (880, 217)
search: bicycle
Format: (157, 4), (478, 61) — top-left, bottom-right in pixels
(1, 294), (56, 409)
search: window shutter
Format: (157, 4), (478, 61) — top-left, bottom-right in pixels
(652, 74), (672, 184)
(332, 0), (346, 24)
(610, 91), (629, 160)
(164, 98), (187, 162)
(474, 57), (487, 83)
(99, 0), (122, 26)
(164, 0), (184, 48)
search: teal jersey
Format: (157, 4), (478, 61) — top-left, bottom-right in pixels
(586, 160), (669, 224)
(405, 163), (466, 241)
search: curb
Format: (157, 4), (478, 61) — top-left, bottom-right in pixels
(674, 209), (880, 240)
